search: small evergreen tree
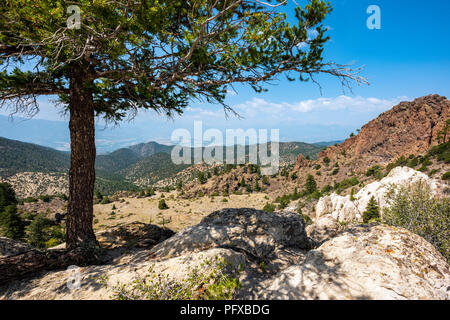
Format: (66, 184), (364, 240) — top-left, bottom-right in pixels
(305, 175), (317, 195)
(239, 177), (246, 188)
(27, 214), (52, 248)
(363, 196), (380, 223)
(254, 180), (261, 192)
(158, 199), (169, 210)
(0, 183), (17, 212)
(0, 205), (25, 240)
(197, 172), (207, 184)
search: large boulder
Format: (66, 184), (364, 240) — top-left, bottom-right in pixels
(149, 208), (313, 260)
(260, 223), (450, 300)
(315, 167), (445, 222)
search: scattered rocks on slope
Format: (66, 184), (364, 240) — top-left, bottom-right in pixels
(260, 223), (450, 300)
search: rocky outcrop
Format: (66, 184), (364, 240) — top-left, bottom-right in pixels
(1, 209), (449, 300)
(0, 209), (312, 299)
(149, 208), (313, 260)
(260, 223), (450, 300)
(318, 95), (450, 170)
(293, 154), (313, 171)
(315, 166), (445, 222)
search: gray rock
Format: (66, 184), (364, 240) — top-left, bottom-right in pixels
(149, 208), (313, 260)
(259, 223), (450, 300)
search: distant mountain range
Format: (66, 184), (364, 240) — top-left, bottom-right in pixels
(0, 136), (327, 196)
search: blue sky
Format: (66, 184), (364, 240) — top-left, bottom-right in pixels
(1, 0), (450, 151)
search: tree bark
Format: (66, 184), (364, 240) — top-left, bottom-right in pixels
(66, 66), (99, 257)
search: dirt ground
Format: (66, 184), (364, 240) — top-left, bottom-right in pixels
(93, 191), (271, 232)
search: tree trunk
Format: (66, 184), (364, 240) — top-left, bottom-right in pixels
(66, 66), (99, 258)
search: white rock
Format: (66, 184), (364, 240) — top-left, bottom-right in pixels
(260, 224), (450, 300)
(315, 167), (444, 222)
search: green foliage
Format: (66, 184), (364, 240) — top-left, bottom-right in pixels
(261, 176), (270, 185)
(366, 165), (382, 178)
(38, 195), (51, 203)
(304, 174), (317, 195)
(331, 168), (339, 175)
(100, 197), (111, 205)
(0, 137), (69, 177)
(254, 180), (261, 192)
(334, 177), (359, 193)
(103, 256), (241, 300)
(262, 203), (275, 213)
(158, 199), (169, 210)
(0, 205), (25, 240)
(321, 184), (333, 194)
(363, 196), (380, 223)
(239, 177), (246, 188)
(427, 141), (450, 164)
(290, 172), (298, 180)
(197, 172), (207, 185)
(26, 214), (65, 248)
(383, 182), (449, 262)
(323, 156), (330, 166)
(0, 183), (17, 211)
(442, 171), (450, 180)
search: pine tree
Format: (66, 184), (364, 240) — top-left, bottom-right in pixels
(363, 196), (380, 223)
(158, 199), (169, 210)
(0, 205), (24, 240)
(254, 180), (261, 192)
(0, 0), (365, 261)
(305, 175), (317, 195)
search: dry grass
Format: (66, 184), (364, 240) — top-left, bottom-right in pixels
(93, 191), (270, 232)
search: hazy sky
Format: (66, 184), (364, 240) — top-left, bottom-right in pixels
(1, 0), (449, 151)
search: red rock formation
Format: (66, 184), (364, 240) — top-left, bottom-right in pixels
(312, 94), (449, 172)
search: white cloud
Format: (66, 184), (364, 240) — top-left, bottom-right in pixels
(233, 95), (409, 116)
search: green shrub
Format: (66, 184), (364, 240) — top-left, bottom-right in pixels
(262, 203), (275, 213)
(323, 156), (330, 166)
(102, 256), (241, 300)
(158, 199), (169, 210)
(362, 196), (380, 223)
(38, 195), (51, 203)
(100, 197), (111, 204)
(26, 214), (53, 248)
(383, 181), (449, 262)
(427, 141), (450, 163)
(331, 168), (339, 175)
(366, 165), (382, 177)
(442, 171), (450, 180)
(197, 172), (207, 184)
